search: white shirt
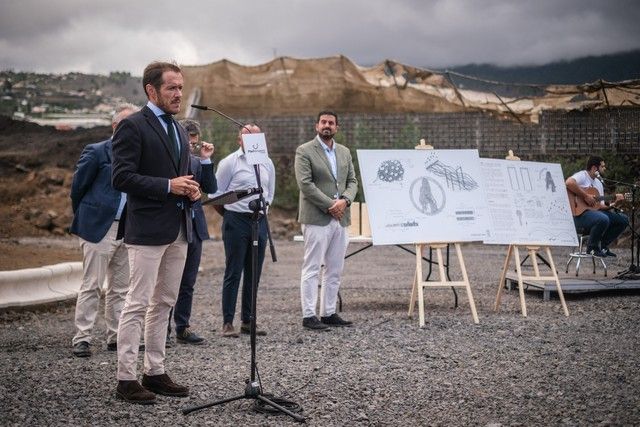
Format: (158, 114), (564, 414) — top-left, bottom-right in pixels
(571, 169), (605, 205)
(211, 147), (275, 213)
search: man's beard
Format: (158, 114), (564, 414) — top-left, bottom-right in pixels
(319, 128), (334, 141)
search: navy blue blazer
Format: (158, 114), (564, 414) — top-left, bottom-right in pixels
(190, 155), (217, 241)
(70, 138), (123, 243)
(111, 105), (193, 245)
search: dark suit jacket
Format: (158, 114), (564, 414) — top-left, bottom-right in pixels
(70, 138), (122, 243)
(190, 155), (217, 241)
(111, 105), (193, 245)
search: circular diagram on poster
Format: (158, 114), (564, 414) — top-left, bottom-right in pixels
(376, 160), (405, 183)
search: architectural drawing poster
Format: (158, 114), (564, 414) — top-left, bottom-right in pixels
(479, 158), (578, 246)
(357, 149), (489, 245)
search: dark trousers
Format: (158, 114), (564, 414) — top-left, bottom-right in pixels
(574, 209), (629, 250)
(221, 211), (267, 325)
(170, 234), (203, 334)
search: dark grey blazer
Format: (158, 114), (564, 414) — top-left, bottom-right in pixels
(111, 105), (193, 245)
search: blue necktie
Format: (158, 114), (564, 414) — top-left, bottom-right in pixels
(160, 114), (180, 164)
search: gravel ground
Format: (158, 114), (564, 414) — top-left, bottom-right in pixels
(1, 239), (639, 426)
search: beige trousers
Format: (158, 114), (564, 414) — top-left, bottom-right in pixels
(73, 221), (129, 346)
(116, 227), (187, 380)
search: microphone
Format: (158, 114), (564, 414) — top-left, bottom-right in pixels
(190, 104), (247, 130)
(595, 171), (604, 183)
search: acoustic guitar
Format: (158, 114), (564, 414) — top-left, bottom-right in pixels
(566, 186), (630, 216)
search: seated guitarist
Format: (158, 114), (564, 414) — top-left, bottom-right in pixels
(565, 156), (629, 258)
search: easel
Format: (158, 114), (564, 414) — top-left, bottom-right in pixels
(407, 139), (480, 326)
(493, 150), (569, 317)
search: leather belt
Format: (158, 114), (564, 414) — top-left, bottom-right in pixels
(229, 211), (264, 219)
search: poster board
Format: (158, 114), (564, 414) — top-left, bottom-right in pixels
(480, 158), (578, 246)
(357, 149), (489, 245)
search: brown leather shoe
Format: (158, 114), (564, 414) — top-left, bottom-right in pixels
(222, 323), (239, 338)
(116, 380), (156, 405)
(141, 373), (189, 397)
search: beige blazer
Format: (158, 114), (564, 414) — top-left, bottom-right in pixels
(294, 137), (358, 227)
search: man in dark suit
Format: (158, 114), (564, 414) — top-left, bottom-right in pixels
(70, 104), (137, 358)
(166, 119), (216, 345)
(111, 61), (201, 405)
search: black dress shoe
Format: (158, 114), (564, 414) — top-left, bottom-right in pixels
(107, 342), (145, 352)
(302, 316), (329, 330)
(141, 373), (189, 397)
(72, 341), (91, 357)
(240, 322), (267, 336)
(321, 313), (353, 327)
(602, 248), (617, 257)
(176, 328), (205, 344)
(588, 247), (608, 258)
(116, 380), (156, 405)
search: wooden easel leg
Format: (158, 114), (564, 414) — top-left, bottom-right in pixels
(455, 243), (479, 324)
(513, 246), (528, 317)
(494, 244), (513, 311)
(435, 246), (447, 282)
(408, 268), (418, 319)
(529, 247), (540, 277)
(545, 246), (569, 317)
(416, 245), (426, 327)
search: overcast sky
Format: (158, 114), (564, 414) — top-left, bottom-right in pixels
(1, 0), (639, 75)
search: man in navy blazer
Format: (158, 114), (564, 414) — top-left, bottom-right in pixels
(111, 61), (201, 405)
(167, 119), (217, 345)
(69, 104), (138, 358)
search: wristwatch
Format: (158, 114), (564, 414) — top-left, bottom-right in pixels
(340, 195), (351, 207)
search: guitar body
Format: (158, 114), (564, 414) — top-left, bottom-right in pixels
(566, 187), (606, 216)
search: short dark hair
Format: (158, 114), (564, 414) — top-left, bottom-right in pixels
(317, 110), (338, 125)
(585, 156), (604, 171)
(142, 61), (181, 97)
(179, 119), (200, 135)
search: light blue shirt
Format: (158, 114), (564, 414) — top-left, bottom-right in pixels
(147, 101), (182, 193)
(115, 193), (127, 220)
(147, 101), (181, 156)
(317, 135), (338, 198)
(317, 135), (337, 179)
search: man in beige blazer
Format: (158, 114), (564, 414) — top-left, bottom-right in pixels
(294, 111), (358, 330)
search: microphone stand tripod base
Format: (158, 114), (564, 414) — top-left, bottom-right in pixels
(182, 380), (305, 422)
(182, 185), (304, 423)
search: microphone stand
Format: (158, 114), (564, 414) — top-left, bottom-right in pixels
(182, 105), (304, 422)
(601, 176), (639, 279)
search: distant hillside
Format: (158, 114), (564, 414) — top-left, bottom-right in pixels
(445, 50), (640, 96)
(0, 70), (146, 116)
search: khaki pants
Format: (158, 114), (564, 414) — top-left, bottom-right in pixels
(117, 227), (187, 380)
(73, 222), (128, 346)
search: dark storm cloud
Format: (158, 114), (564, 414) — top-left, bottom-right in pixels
(1, 0), (638, 74)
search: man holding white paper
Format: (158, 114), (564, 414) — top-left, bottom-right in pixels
(211, 124), (275, 337)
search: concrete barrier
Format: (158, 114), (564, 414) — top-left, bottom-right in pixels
(0, 262), (82, 309)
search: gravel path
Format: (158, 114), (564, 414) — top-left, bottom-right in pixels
(1, 239), (639, 426)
